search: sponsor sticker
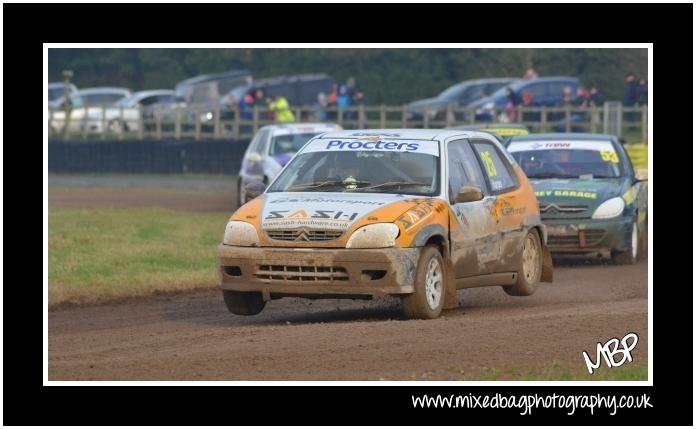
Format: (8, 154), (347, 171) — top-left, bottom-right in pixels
(301, 138), (439, 156)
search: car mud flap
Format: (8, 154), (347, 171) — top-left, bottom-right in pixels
(443, 255), (459, 309)
(541, 244), (553, 283)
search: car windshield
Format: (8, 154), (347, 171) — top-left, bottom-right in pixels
(438, 83), (469, 100)
(508, 140), (622, 179)
(269, 133), (321, 155)
(268, 140), (439, 196)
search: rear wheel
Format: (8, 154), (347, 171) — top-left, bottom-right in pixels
(612, 221), (639, 265)
(401, 246), (445, 319)
(504, 229), (542, 296)
(223, 290), (266, 315)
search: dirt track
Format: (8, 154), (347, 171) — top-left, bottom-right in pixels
(49, 261), (648, 381)
(47, 176), (649, 381)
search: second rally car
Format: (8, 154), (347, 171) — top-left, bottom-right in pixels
(219, 129), (552, 319)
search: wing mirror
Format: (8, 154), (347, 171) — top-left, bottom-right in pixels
(634, 169), (648, 183)
(244, 180), (266, 201)
(454, 186), (484, 203)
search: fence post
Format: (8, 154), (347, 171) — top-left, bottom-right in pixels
(423, 109), (429, 129)
(137, 105), (144, 140)
(590, 105), (597, 133)
(641, 104), (647, 145)
(358, 104), (365, 128)
(195, 110), (201, 141)
(233, 106), (240, 140)
(617, 104), (623, 138)
(81, 107), (89, 140)
(469, 106), (475, 124)
(540, 106), (546, 132)
(175, 108), (182, 139)
(156, 109), (162, 140)
(118, 106), (125, 140)
(295, 107), (302, 123)
(565, 104), (571, 132)
(214, 107), (221, 139)
(337, 107), (344, 127)
(445, 104), (453, 127)
(379, 105), (386, 128)
(253, 106), (259, 133)
(48, 108), (53, 138)
(101, 105), (107, 140)
(401, 105), (407, 128)
(517, 105), (522, 124)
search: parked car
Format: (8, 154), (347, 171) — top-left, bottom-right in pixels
(406, 78), (519, 122)
(506, 133), (648, 264)
(48, 82), (78, 106)
(49, 87), (133, 134)
(176, 69), (252, 106)
(112, 90), (186, 132)
(468, 77), (580, 121)
(237, 122), (343, 207)
(219, 129), (552, 319)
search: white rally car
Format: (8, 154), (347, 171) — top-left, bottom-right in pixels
(237, 123), (342, 206)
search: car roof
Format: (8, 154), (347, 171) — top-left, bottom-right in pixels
(73, 87), (132, 95)
(509, 133), (616, 142)
(261, 123), (342, 134)
(510, 77), (579, 89)
(176, 69), (251, 87)
(316, 128), (499, 141)
(48, 82), (77, 89)
(450, 123), (528, 130)
(131, 90), (176, 98)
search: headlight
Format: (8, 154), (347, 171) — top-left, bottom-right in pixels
(223, 221), (260, 246)
(345, 223), (400, 249)
(200, 112), (213, 122)
(592, 197), (625, 219)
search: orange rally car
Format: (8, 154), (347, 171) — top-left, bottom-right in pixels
(218, 129), (552, 319)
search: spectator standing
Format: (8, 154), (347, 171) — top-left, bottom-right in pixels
(504, 87), (519, 122)
(623, 73), (637, 107)
(337, 84), (351, 113)
(637, 78), (648, 106)
(315, 92), (328, 121)
(266, 94), (295, 123)
(523, 68), (539, 80)
(589, 84), (603, 106)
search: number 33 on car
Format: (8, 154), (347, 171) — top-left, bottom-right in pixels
(218, 129), (553, 319)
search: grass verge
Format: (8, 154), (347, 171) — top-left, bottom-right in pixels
(49, 207), (229, 308)
(461, 361), (648, 381)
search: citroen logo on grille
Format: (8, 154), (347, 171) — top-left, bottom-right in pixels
(540, 203), (585, 213)
(296, 228), (310, 241)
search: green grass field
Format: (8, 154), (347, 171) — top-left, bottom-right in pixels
(48, 207), (229, 307)
(465, 361), (648, 381)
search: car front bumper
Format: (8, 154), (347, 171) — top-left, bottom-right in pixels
(542, 216), (633, 254)
(217, 245), (420, 299)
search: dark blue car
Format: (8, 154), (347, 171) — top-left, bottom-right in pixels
(468, 77), (580, 122)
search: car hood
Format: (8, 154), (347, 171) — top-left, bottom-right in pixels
(529, 178), (625, 214)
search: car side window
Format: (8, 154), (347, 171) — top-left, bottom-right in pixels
(447, 139), (488, 202)
(471, 140), (517, 194)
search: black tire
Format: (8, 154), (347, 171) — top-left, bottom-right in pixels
(612, 220), (639, 265)
(222, 290), (266, 315)
(504, 229), (542, 296)
(401, 246), (445, 319)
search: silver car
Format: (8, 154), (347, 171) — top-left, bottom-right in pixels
(237, 123), (342, 206)
(49, 87), (133, 134)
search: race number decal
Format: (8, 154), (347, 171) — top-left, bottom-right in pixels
(481, 151), (498, 176)
(600, 150), (619, 164)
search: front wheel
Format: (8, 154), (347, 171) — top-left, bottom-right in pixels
(401, 246), (445, 319)
(612, 221), (639, 265)
(503, 229), (542, 296)
(223, 290), (266, 315)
